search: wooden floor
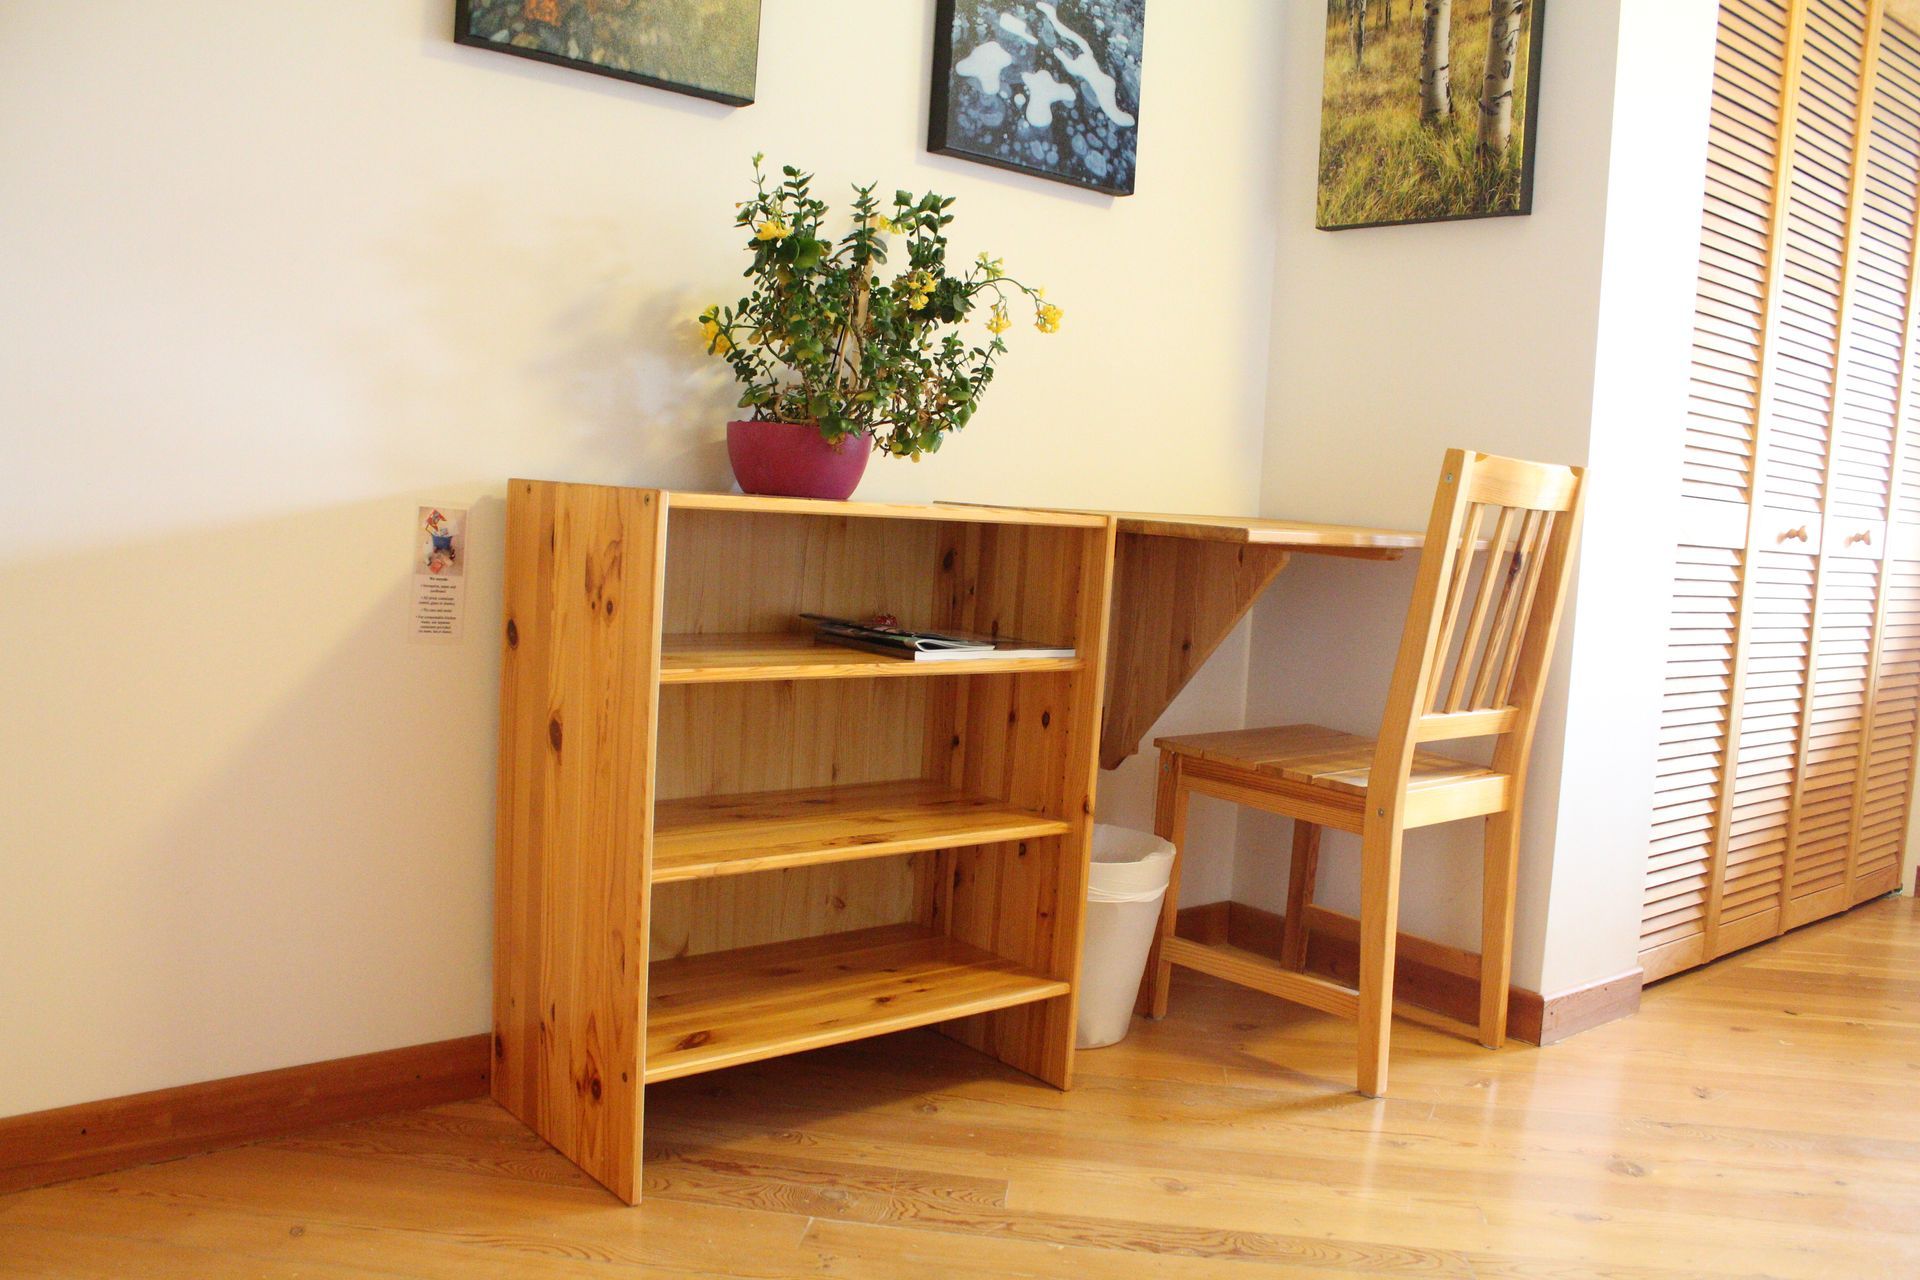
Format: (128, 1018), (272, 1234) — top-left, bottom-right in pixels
(4, 897), (1917, 1279)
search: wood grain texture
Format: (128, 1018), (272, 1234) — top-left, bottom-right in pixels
(498, 488), (1111, 1201)
(943, 503), (1422, 550)
(1153, 723), (1502, 799)
(1160, 937), (1360, 1019)
(935, 520), (1116, 1088)
(648, 855), (932, 963)
(654, 679), (930, 801)
(645, 924), (1069, 1083)
(1099, 535), (1290, 770)
(5, 898), (1916, 1275)
(673, 490), (1106, 527)
(1148, 452), (1583, 1096)
(494, 480), (669, 1204)
(0, 1036), (488, 1195)
(651, 781), (1069, 882)
(1190, 900), (1642, 1048)
(659, 633), (1083, 683)
(1101, 510), (1418, 550)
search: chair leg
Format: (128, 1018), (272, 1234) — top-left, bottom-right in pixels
(1478, 810), (1522, 1049)
(1136, 752), (1189, 1019)
(1355, 820), (1405, 1098)
(1280, 821), (1320, 971)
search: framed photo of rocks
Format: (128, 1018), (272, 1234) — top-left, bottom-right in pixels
(455, 0), (762, 107)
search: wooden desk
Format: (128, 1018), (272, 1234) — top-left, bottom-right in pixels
(1091, 512), (1422, 770)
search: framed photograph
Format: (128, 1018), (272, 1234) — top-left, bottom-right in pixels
(1316, 0), (1546, 230)
(929, 1), (1145, 197)
(454, 0), (762, 107)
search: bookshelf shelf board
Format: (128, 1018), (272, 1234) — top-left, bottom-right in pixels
(651, 781), (1070, 883)
(659, 633), (1083, 683)
(645, 924), (1070, 1084)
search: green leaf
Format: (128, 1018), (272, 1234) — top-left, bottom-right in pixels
(792, 237), (826, 270)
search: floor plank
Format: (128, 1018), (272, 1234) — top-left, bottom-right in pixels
(3, 896), (1917, 1277)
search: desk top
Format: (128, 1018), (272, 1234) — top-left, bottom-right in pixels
(1105, 510), (1422, 550)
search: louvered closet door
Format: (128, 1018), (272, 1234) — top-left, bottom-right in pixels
(1777, 0), (1872, 929)
(1643, 0), (1795, 982)
(1645, 0), (1920, 983)
(1848, 20), (1920, 905)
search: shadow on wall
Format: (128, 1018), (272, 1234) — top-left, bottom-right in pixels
(351, 193), (741, 492)
(0, 493), (505, 1115)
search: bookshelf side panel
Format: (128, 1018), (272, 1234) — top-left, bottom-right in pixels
(493, 480), (664, 1205)
(942, 522), (1115, 1085)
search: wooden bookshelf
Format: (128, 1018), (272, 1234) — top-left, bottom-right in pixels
(493, 482), (1114, 1203)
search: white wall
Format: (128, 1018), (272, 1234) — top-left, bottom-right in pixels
(1242, 0), (1719, 995)
(0, 0), (1280, 1117)
(1533, 0), (1720, 994)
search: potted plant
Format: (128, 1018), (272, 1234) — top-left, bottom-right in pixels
(698, 156), (1061, 500)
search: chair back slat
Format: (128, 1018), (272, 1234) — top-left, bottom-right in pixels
(1466, 506), (1555, 709)
(1492, 508), (1557, 705)
(1374, 449), (1585, 798)
(1465, 507), (1539, 708)
(1442, 504), (1517, 713)
(1425, 503), (1484, 708)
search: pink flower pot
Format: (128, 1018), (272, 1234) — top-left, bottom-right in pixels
(726, 420), (871, 501)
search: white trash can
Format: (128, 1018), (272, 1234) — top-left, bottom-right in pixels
(1075, 824), (1177, 1049)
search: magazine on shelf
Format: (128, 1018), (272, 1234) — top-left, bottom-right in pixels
(801, 613), (1075, 663)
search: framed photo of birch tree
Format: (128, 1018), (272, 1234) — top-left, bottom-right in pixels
(1316, 1), (1545, 230)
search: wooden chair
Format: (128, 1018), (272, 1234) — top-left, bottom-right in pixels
(1137, 449), (1585, 1097)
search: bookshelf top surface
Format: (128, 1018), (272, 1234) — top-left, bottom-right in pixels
(508, 481), (1108, 528)
(667, 491), (1108, 526)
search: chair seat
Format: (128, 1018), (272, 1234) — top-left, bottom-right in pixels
(1154, 724), (1506, 820)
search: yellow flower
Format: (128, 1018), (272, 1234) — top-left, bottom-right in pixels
(900, 269), (936, 311)
(755, 218), (792, 241)
(986, 303), (1011, 335)
(867, 214), (897, 234)
(977, 253), (1005, 281)
(1035, 301), (1063, 334)
(699, 317), (733, 353)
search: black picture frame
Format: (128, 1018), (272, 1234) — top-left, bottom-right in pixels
(928, 0), (1145, 197)
(1315, 0), (1548, 232)
(453, 0), (761, 108)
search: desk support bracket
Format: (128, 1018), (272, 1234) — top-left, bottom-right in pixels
(1100, 535), (1291, 769)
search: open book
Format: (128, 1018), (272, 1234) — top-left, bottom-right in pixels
(801, 613), (1075, 663)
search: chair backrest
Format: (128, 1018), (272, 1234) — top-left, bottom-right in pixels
(1367, 449), (1586, 816)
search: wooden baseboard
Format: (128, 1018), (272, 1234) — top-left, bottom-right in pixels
(0, 1034), (490, 1195)
(1176, 899), (1232, 946)
(1532, 968), (1644, 1045)
(1174, 901), (1640, 1047)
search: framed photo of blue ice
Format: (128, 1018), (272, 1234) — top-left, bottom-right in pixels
(929, 1), (1145, 196)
